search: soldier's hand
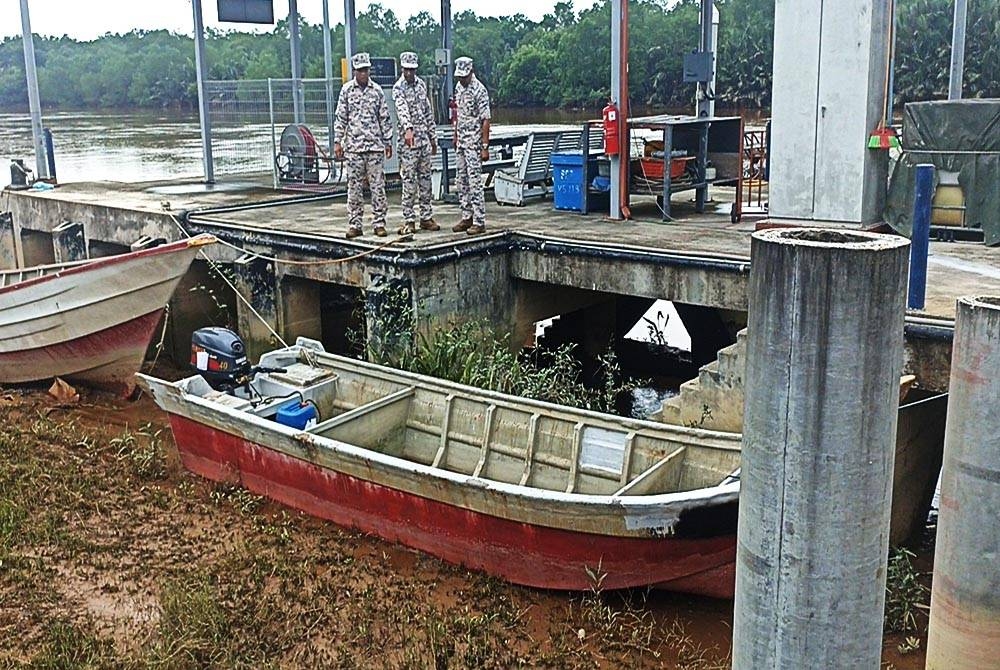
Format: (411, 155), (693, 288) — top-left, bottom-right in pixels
(334, 142), (344, 161)
(404, 128), (415, 147)
(385, 145), (393, 159)
(480, 147), (490, 161)
(431, 139), (438, 155)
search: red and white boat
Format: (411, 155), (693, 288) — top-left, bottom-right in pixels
(138, 337), (741, 598)
(0, 235), (214, 393)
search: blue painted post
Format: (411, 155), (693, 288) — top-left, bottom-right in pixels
(908, 163), (934, 310)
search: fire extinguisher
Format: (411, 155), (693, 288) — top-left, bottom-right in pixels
(602, 101), (619, 156)
(448, 97), (458, 125)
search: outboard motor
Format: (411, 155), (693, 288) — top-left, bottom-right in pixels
(190, 327), (253, 392)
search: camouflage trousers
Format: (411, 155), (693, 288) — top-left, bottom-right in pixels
(399, 144), (433, 224)
(456, 147), (486, 226)
(346, 151), (387, 230)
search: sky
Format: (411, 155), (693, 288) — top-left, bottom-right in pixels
(1, 0), (576, 40)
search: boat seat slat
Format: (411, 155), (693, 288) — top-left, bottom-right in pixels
(519, 413), (541, 486)
(472, 404), (497, 478)
(431, 394), (455, 469)
(618, 431), (637, 487)
(565, 422), (585, 494)
(307, 386), (415, 433)
(614, 446), (687, 497)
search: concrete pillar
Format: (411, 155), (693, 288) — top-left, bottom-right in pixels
(733, 228), (909, 669)
(233, 255), (280, 362)
(19, 230), (54, 267)
(0, 212), (18, 270)
(278, 275), (322, 343)
(926, 296), (1000, 669)
(769, 0), (890, 225)
(52, 220), (87, 263)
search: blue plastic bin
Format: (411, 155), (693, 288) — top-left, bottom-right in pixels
(551, 152), (586, 212)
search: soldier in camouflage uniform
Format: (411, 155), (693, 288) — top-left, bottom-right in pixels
(392, 52), (439, 235)
(334, 52), (393, 239)
(451, 57), (491, 236)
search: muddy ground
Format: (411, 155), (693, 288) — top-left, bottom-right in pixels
(0, 381), (930, 669)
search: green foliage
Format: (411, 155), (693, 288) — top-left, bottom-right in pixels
(0, 0), (996, 111)
(884, 547), (929, 633)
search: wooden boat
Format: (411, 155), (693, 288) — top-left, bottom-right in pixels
(0, 235), (214, 393)
(138, 337), (742, 598)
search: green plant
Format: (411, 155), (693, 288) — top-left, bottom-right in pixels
(111, 423), (167, 481)
(884, 547), (929, 633)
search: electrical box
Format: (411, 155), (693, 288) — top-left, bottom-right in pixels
(217, 0), (274, 24)
(435, 49), (451, 67)
(683, 51), (713, 83)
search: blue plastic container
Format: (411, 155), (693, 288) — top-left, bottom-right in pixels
(275, 400), (317, 429)
(551, 152), (586, 212)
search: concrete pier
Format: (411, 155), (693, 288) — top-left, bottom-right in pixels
(732, 229), (909, 669)
(926, 296), (1000, 669)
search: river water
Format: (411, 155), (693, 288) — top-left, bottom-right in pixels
(1, 107), (766, 184)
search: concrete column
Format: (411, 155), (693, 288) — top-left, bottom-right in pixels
(733, 228), (909, 669)
(278, 275), (322, 344)
(19, 230), (54, 267)
(0, 212), (18, 270)
(52, 220), (87, 263)
(926, 296), (1000, 669)
(233, 255), (280, 362)
(769, 0), (890, 225)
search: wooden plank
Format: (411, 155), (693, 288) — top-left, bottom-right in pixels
(519, 413), (540, 486)
(619, 431), (637, 487)
(565, 422), (584, 494)
(614, 446), (687, 496)
(307, 387), (415, 434)
(431, 394), (455, 469)
(472, 404), (496, 478)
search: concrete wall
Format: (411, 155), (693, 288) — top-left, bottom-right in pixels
(769, 0), (889, 225)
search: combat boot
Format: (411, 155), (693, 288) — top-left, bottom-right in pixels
(419, 218), (440, 231)
(452, 218), (473, 232)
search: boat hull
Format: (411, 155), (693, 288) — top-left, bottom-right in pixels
(0, 236), (212, 392)
(169, 413), (737, 598)
(0, 309), (164, 393)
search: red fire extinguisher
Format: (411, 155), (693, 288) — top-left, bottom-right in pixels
(448, 97), (458, 125)
(602, 101), (619, 156)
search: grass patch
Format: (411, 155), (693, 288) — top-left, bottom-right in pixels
(884, 547), (929, 633)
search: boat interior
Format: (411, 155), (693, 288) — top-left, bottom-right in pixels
(181, 342), (742, 498)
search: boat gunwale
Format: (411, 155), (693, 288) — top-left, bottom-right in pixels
(0, 234), (214, 297)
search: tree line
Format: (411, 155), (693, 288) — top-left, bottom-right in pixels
(0, 0), (996, 112)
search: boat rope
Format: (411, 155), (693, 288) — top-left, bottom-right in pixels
(167, 214), (289, 349)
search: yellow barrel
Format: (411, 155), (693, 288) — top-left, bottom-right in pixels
(931, 184), (965, 227)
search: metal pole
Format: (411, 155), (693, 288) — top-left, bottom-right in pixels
(696, 0), (716, 119)
(442, 0), (454, 103)
(926, 295), (1000, 669)
(609, 0), (623, 220)
(948, 0), (968, 100)
(289, 0), (303, 123)
(908, 163), (934, 310)
(191, 0), (214, 183)
(733, 228), (910, 669)
(18, 0), (49, 180)
(322, 0), (335, 155)
(344, 0), (357, 80)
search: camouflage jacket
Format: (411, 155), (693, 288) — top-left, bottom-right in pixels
(392, 75), (436, 148)
(454, 75), (491, 150)
(335, 79), (392, 153)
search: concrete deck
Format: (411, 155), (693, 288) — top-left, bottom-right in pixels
(8, 176), (996, 323)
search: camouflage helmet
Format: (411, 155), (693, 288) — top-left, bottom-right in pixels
(351, 52), (372, 70)
(454, 56), (473, 77)
(400, 52), (418, 69)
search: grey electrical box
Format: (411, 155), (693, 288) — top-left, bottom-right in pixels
(218, 0), (274, 24)
(435, 49), (451, 67)
(683, 51), (713, 83)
